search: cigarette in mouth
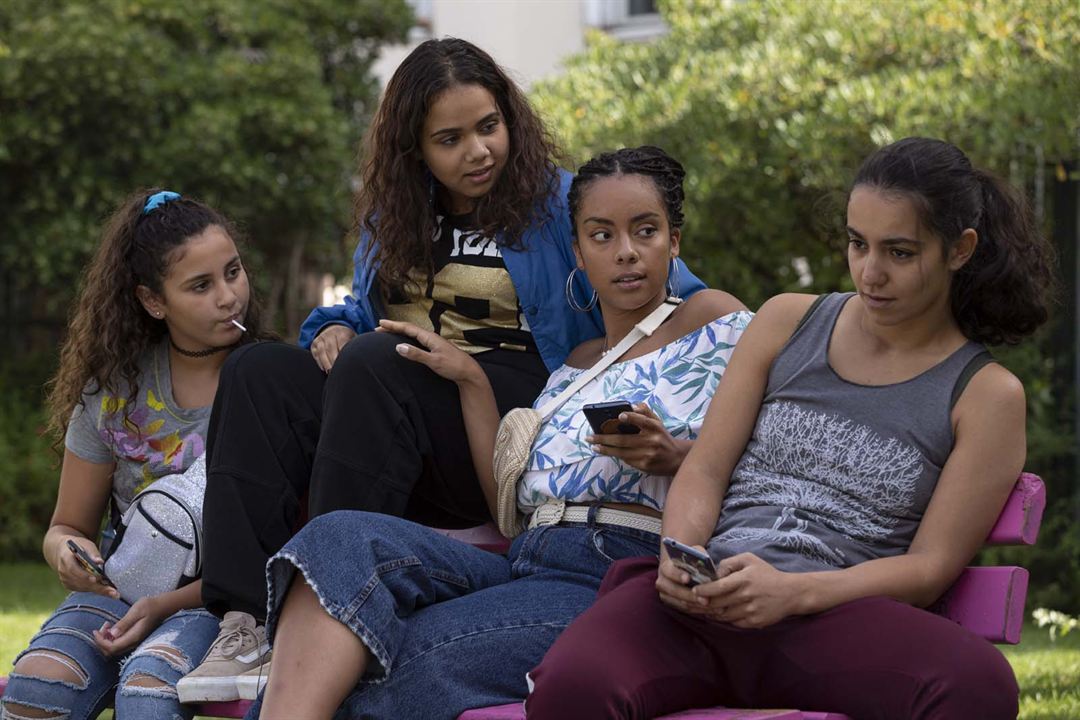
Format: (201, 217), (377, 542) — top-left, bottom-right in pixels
(230, 319), (247, 332)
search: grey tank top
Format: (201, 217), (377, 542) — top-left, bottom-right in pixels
(708, 292), (989, 573)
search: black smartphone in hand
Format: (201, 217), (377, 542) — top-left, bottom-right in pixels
(66, 539), (115, 588)
(582, 400), (640, 435)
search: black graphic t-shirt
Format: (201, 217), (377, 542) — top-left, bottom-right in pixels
(385, 213), (539, 358)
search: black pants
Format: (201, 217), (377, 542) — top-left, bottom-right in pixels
(201, 332), (548, 619)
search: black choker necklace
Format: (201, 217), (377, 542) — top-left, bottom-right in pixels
(170, 339), (238, 358)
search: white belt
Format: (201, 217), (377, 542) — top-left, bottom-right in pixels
(527, 500), (662, 535)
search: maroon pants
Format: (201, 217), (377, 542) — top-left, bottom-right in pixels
(526, 557), (1018, 720)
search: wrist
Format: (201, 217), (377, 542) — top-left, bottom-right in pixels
(458, 365), (490, 391)
(43, 529), (72, 570)
(791, 572), (824, 616)
(668, 439), (694, 475)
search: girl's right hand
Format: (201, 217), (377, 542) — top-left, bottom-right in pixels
(656, 551), (710, 616)
(311, 324), (357, 372)
(377, 319), (485, 385)
(56, 536), (120, 600)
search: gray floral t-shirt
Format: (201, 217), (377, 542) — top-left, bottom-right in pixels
(64, 340), (211, 513)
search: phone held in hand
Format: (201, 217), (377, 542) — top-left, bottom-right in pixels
(66, 539), (115, 588)
(582, 400), (640, 435)
(662, 537), (719, 586)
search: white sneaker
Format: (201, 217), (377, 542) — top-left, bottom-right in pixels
(177, 611), (271, 703)
(235, 659), (272, 700)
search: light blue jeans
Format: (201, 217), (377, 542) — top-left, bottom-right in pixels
(246, 509), (660, 720)
(1, 592), (219, 720)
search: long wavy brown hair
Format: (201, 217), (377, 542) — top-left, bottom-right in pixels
(45, 190), (274, 450)
(356, 37), (563, 294)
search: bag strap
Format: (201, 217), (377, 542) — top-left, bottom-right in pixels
(536, 297), (682, 421)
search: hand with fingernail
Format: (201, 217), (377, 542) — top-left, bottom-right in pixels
(93, 596), (166, 656)
(376, 319), (488, 386)
(587, 403), (692, 475)
(56, 536), (120, 600)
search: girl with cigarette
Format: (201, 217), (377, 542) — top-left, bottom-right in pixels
(182, 39), (707, 702)
(1, 190), (270, 720)
(525, 137), (1056, 720)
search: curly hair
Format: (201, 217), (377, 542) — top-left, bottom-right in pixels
(852, 137), (1057, 345)
(567, 145), (687, 233)
(45, 190), (273, 449)
(356, 37), (562, 294)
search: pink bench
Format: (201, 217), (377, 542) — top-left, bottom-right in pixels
(0, 474), (1045, 719)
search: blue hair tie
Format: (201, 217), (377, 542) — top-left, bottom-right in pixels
(143, 191), (181, 214)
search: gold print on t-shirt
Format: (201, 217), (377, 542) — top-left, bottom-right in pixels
(386, 239), (529, 354)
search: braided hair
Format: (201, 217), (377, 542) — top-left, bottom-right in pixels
(568, 145), (686, 233)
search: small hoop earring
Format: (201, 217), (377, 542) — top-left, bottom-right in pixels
(666, 257), (681, 299)
(565, 268), (597, 312)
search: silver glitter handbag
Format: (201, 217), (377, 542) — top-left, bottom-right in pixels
(104, 454), (205, 604)
(492, 298), (681, 538)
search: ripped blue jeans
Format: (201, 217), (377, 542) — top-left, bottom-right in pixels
(1, 592), (218, 720)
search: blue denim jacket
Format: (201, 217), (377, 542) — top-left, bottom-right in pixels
(298, 169), (706, 372)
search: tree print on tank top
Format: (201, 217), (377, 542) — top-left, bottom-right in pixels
(720, 401), (923, 567)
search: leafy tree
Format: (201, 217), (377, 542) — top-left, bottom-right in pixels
(532, 0), (1080, 609)
(0, 0), (412, 331)
(0, 0), (411, 559)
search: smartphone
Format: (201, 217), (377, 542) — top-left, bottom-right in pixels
(582, 400), (640, 435)
(662, 537), (719, 586)
(67, 539), (115, 588)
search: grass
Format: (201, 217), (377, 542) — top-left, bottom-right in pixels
(2, 563), (1079, 718)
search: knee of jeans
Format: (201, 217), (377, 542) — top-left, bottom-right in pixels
(118, 671), (177, 700)
(299, 510), (406, 559)
(0, 701), (70, 720)
(3, 650), (88, 719)
(118, 636), (193, 697)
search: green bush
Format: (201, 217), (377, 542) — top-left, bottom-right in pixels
(0, 397), (57, 561)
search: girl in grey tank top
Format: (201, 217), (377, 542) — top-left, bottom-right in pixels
(711, 292), (989, 572)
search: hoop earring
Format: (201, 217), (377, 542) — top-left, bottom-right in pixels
(565, 268), (598, 312)
(666, 257), (681, 299)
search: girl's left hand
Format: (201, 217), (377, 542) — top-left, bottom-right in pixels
(376, 319), (485, 385)
(93, 596), (166, 656)
(692, 553), (800, 629)
(588, 403), (689, 475)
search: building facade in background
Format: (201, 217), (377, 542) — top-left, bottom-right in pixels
(373, 0), (665, 89)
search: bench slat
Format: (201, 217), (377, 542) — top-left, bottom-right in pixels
(985, 473), (1045, 546)
(930, 565), (1029, 644)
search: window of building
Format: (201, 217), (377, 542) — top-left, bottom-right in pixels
(584, 0), (665, 41)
